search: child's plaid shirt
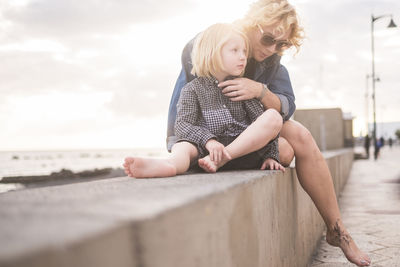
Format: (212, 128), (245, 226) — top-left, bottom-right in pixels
(175, 76), (279, 161)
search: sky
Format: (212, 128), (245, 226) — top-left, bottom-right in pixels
(0, 0), (399, 151)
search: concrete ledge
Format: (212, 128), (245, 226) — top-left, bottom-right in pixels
(0, 149), (354, 267)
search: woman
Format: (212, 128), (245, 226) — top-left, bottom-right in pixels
(166, 0), (371, 266)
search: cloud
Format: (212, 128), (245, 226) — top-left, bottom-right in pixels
(1, 0), (198, 38)
(0, 48), (180, 118)
(0, 50), (96, 95)
(0, 0), (188, 101)
(106, 66), (178, 117)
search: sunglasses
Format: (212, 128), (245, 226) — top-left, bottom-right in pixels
(257, 24), (292, 51)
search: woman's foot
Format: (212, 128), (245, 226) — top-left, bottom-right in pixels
(123, 157), (177, 178)
(326, 219), (371, 266)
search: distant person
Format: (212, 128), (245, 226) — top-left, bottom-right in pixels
(374, 138), (382, 160)
(163, 0), (370, 265)
(379, 136), (385, 148)
(388, 137), (393, 148)
(124, 23), (284, 177)
(364, 134), (370, 158)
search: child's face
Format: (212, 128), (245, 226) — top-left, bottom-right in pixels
(220, 33), (247, 78)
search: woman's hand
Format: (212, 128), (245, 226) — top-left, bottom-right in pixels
(218, 78), (262, 101)
(205, 139), (232, 164)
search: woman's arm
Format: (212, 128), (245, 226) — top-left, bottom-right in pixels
(218, 64), (295, 121)
(219, 78), (281, 111)
(266, 65), (296, 120)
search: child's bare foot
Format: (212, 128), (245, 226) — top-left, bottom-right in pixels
(326, 219), (371, 266)
(198, 154), (230, 173)
(198, 156), (218, 173)
(123, 157), (176, 178)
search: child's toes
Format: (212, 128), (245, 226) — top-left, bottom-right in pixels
(124, 157), (135, 164)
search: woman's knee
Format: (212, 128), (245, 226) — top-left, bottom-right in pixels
(278, 137), (294, 167)
(282, 120), (314, 147)
(297, 126), (314, 147)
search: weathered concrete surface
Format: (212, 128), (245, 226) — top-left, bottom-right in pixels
(294, 108), (346, 151)
(0, 149), (353, 267)
(309, 146), (400, 267)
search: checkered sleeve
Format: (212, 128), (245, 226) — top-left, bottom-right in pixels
(242, 99), (264, 123)
(175, 84), (216, 147)
(263, 136), (280, 163)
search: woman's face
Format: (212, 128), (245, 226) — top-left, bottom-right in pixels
(247, 24), (291, 62)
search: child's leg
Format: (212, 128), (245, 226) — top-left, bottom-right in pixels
(169, 141), (199, 174)
(124, 141), (198, 178)
(199, 109), (282, 172)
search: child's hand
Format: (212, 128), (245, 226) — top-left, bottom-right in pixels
(261, 158), (285, 172)
(205, 139), (231, 164)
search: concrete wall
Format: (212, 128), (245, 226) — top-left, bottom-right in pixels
(343, 118), (354, 147)
(0, 149), (354, 267)
(294, 108), (346, 151)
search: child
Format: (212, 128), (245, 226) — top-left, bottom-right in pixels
(123, 23), (284, 178)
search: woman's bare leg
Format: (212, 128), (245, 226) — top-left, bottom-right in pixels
(277, 137), (294, 167)
(199, 109), (282, 172)
(123, 142), (198, 178)
(281, 120), (370, 266)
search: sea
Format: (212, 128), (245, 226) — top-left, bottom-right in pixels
(0, 148), (168, 193)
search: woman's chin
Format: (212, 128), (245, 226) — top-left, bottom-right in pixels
(253, 51), (272, 62)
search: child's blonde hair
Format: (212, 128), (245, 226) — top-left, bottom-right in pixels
(238, 0), (304, 54)
(191, 23), (249, 78)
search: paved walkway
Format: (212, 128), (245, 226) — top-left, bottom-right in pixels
(309, 146), (400, 267)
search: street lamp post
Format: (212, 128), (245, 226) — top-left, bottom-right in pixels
(370, 14), (397, 160)
(365, 74), (371, 135)
(365, 74), (380, 135)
